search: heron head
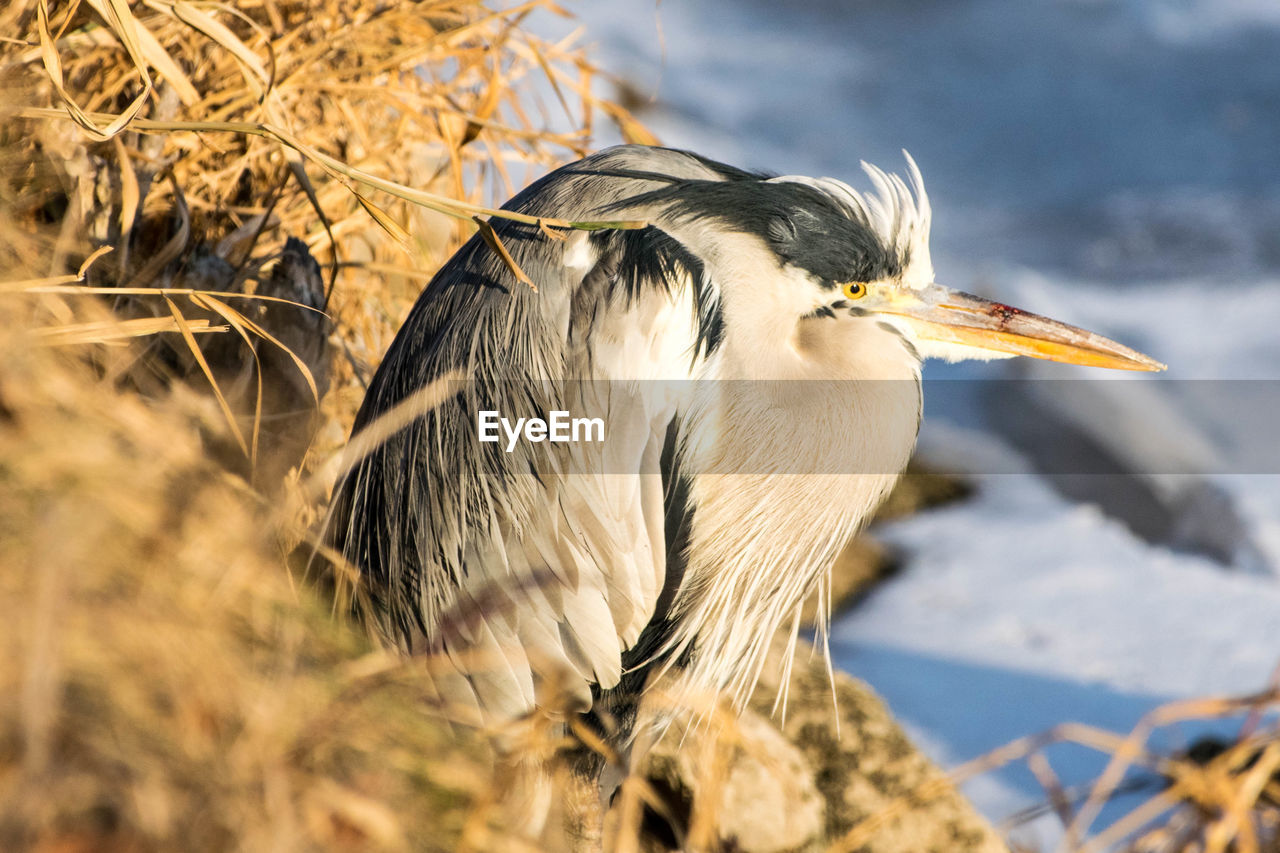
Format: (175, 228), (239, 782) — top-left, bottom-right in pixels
(752, 157), (1165, 373)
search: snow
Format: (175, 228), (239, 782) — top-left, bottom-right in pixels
(526, 0), (1280, 843)
(844, 414), (1280, 698)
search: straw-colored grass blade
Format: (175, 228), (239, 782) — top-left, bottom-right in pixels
(306, 370), (465, 501)
(354, 192), (413, 254)
(28, 7), (198, 106)
(122, 2), (200, 105)
(78, 245), (115, 279)
(88, 0), (151, 77)
(165, 295), (248, 456)
(0, 247), (113, 293)
(1, 273), (84, 292)
(12, 285), (328, 319)
(525, 34), (576, 127)
(39, 0), (156, 141)
(472, 215), (535, 291)
(193, 292), (321, 406)
(19, 107), (651, 233)
(189, 292), (264, 465)
(33, 314), (227, 345)
(113, 136), (139, 269)
(161, 0), (271, 98)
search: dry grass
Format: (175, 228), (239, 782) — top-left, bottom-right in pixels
(1, 0), (654, 484)
(823, 682), (1280, 853)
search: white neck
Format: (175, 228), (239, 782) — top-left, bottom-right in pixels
(665, 301), (923, 710)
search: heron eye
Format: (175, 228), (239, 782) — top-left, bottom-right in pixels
(842, 281), (868, 300)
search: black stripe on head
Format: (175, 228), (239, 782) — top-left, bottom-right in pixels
(611, 179), (901, 285)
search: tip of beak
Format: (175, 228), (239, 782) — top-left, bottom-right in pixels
(1061, 339), (1167, 373)
(1100, 340), (1166, 372)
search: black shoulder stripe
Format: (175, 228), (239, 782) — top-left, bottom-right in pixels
(620, 413), (692, 676)
(589, 227), (724, 361)
(585, 414), (694, 751)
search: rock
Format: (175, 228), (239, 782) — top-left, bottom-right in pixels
(633, 633), (1008, 853)
(873, 462), (973, 522)
(751, 634), (1008, 853)
(985, 370), (1273, 574)
(641, 706), (826, 853)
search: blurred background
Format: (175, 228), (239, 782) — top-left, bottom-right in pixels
(537, 1), (1280, 845)
(567, 0), (1280, 283)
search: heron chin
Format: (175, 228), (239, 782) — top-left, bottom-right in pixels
(324, 145), (1163, 839)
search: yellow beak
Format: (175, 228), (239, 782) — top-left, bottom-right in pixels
(883, 285), (1166, 372)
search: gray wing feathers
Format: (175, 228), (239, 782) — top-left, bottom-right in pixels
(447, 397), (677, 719)
(331, 146), (728, 723)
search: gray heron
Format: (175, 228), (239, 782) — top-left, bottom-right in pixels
(323, 144), (1162, 837)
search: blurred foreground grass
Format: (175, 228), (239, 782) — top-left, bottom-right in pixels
(0, 288), (497, 851)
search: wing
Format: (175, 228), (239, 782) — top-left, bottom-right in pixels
(431, 246), (705, 721)
(324, 146), (737, 723)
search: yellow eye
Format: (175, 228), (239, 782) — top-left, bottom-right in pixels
(842, 281), (868, 300)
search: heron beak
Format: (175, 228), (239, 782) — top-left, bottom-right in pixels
(884, 285), (1166, 371)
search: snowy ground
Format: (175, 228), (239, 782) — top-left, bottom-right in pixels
(532, 0), (1280, 844)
